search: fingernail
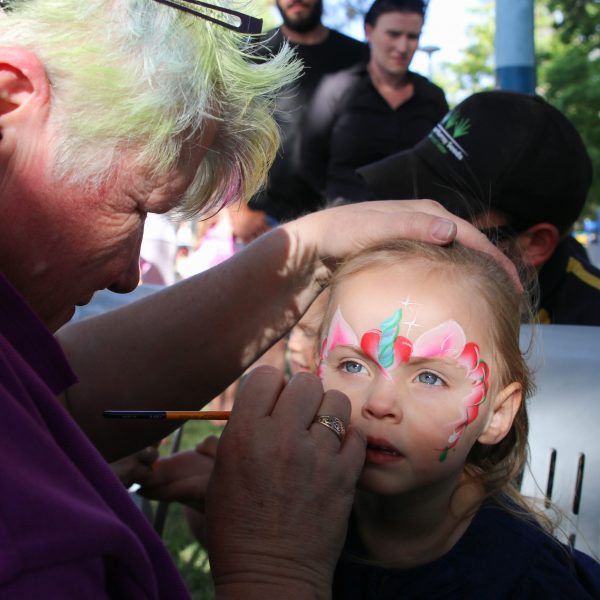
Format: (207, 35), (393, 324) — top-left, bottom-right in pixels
(431, 218), (456, 242)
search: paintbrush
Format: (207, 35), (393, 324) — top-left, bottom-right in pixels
(103, 410), (231, 420)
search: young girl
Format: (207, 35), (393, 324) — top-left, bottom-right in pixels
(317, 240), (600, 598)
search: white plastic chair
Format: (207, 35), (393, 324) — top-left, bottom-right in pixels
(519, 324), (600, 558)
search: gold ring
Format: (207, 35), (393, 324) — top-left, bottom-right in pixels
(314, 415), (346, 443)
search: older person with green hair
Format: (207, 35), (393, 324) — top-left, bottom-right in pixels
(1, 0), (295, 215)
(0, 0), (516, 597)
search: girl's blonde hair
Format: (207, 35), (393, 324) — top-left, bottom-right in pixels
(320, 240), (536, 515)
(0, 0), (300, 216)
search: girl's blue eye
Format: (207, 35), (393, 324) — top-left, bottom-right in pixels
(342, 361), (367, 375)
(417, 371), (444, 386)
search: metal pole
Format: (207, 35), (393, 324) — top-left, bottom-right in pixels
(419, 45), (440, 81)
(495, 0), (536, 93)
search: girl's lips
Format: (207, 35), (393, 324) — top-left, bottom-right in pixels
(365, 436), (404, 464)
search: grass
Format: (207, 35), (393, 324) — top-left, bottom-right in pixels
(153, 420), (224, 600)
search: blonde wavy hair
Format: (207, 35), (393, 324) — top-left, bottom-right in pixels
(0, 0), (300, 215)
(320, 240), (540, 521)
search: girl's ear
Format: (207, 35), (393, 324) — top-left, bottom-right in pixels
(478, 382), (522, 445)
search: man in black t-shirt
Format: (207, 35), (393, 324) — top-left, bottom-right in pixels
(249, 0), (367, 221)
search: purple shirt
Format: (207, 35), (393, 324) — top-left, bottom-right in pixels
(0, 273), (190, 598)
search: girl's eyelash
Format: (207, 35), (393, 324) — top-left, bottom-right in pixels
(332, 356), (450, 385)
(339, 359), (369, 374)
(414, 370), (447, 386)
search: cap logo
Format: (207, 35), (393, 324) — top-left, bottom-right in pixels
(428, 110), (471, 161)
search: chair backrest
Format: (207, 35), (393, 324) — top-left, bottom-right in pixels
(519, 324), (600, 558)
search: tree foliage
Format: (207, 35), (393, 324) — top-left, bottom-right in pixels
(546, 0), (599, 45)
(439, 1), (495, 102)
(436, 0), (599, 213)
(537, 0), (600, 212)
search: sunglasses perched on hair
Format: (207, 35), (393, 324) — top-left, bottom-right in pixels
(151, 0), (263, 34)
(0, 0), (263, 32)
(479, 221), (533, 243)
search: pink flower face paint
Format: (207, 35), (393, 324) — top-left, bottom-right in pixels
(325, 307), (359, 351)
(436, 348), (489, 462)
(318, 307), (359, 379)
(411, 320), (466, 359)
(409, 321), (490, 461)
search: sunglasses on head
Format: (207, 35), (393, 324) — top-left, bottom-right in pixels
(152, 0), (263, 34)
(0, 0), (263, 33)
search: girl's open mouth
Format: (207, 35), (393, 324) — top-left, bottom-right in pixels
(365, 437), (404, 463)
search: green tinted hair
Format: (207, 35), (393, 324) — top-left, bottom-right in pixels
(0, 0), (300, 215)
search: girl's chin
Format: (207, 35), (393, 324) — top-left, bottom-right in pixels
(357, 469), (411, 497)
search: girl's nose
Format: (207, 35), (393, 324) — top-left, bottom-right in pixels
(361, 379), (403, 423)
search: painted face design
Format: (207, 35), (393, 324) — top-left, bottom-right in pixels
(319, 307), (489, 462)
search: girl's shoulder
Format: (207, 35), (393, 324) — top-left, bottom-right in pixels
(466, 500), (600, 597)
(333, 502), (600, 599)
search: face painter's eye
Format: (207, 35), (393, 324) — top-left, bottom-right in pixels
(342, 360), (368, 375)
(416, 371), (444, 386)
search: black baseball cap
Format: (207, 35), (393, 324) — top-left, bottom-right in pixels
(358, 91), (593, 234)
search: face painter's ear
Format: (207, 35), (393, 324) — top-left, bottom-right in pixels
(478, 382), (522, 445)
(0, 47), (52, 157)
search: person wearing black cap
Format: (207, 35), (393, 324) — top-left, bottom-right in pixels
(358, 90), (600, 326)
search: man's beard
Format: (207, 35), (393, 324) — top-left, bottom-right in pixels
(277, 0), (323, 33)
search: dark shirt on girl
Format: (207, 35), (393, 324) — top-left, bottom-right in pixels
(334, 499), (600, 599)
